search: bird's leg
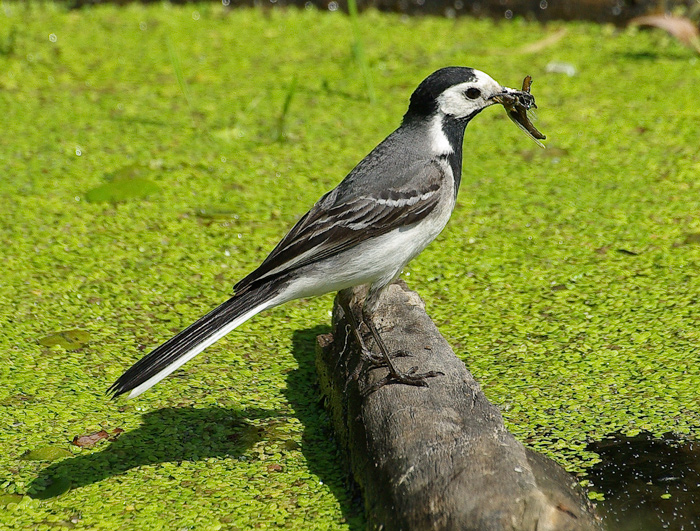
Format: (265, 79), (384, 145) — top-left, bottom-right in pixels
(337, 289), (442, 391)
(337, 294), (385, 368)
(363, 317), (443, 392)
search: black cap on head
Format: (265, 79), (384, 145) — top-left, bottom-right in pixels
(404, 67), (477, 121)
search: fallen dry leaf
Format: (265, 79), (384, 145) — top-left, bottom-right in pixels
(72, 428), (124, 448)
(630, 15), (700, 54)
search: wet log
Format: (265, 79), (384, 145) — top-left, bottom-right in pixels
(315, 281), (602, 530)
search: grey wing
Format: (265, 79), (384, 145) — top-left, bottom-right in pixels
(234, 159), (446, 293)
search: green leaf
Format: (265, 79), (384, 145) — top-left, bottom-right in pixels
(85, 177), (160, 203)
(21, 445), (73, 462)
(85, 164), (160, 203)
(38, 329), (90, 349)
(0, 493), (24, 507)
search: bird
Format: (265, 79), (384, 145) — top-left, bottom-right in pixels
(109, 67), (545, 399)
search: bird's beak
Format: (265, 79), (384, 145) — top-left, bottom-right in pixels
(490, 76), (546, 148)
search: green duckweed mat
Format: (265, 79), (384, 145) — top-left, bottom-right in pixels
(1, 3), (699, 528)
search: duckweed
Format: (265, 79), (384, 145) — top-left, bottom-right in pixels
(1, 3), (699, 528)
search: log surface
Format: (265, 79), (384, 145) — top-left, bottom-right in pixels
(315, 281), (601, 530)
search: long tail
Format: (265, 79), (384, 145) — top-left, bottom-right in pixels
(108, 284), (281, 399)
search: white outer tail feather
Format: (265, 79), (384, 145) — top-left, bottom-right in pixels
(126, 299), (278, 398)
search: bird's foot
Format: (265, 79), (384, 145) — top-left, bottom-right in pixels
(360, 348), (409, 368)
(337, 295), (442, 393)
(363, 365), (443, 396)
(350, 348), (401, 382)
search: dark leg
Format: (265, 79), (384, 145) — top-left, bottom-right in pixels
(337, 292), (442, 391)
(363, 318), (443, 390)
(337, 294), (384, 368)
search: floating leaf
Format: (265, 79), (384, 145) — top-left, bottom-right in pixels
(630, 15), (700, 54)
(72, 428), (123, 448)
(85, 163), (160, 203)
(85, 177), (160, 203)
(683, 233), (700, 245)
(212, 127), (245, 143)
(21, 445), (72, 462)
(0, 493), (24, 507)
(31, 476), (72, 500)
(38, 329), (90, 349)
(195, 208), (240, 221)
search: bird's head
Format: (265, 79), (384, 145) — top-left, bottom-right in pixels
(404, 67), (546, 147)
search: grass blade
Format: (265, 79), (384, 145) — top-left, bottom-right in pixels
(275, 75), (298, 142)
(347, 0), (375, 104)
(166, 35), (197, 123)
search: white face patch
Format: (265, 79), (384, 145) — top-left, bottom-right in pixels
(435, 70), (503, 120)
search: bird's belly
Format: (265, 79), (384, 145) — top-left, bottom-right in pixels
(280, 197), (455, 302)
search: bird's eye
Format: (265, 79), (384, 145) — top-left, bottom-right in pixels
(465, 88), (481, 100)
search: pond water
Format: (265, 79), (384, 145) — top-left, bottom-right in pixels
(72, 0), (672, 25)
(587, 432), (700, 530)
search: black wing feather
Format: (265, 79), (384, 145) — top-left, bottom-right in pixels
(235, 160), (445, 293)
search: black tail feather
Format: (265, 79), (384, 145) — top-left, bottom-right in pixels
(108, 283), (279, 398)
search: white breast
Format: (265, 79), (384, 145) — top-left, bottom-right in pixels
(280, 161), (456, 303)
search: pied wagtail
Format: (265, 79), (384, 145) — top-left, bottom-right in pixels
(109, 67), (545, 399)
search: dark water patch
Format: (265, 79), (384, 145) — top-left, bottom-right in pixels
(586, 431), (700, 530)
(65, 0), (675, 26)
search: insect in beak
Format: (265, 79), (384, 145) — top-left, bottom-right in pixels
(491, 76), (546, 148)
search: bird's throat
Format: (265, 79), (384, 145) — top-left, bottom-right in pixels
(440, 115), (468, 197)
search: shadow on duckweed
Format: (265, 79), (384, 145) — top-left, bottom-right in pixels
(27, 327), (700, 529)
(28, 405), (284, 498)
(586, 431), (700, 530)
(29, 325), (363, 528)
(287, 326), (365, 529)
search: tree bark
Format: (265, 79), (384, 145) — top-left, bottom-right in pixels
(315, 281), (602, 530)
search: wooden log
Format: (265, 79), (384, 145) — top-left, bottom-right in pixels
(315, 281), (602, 530)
